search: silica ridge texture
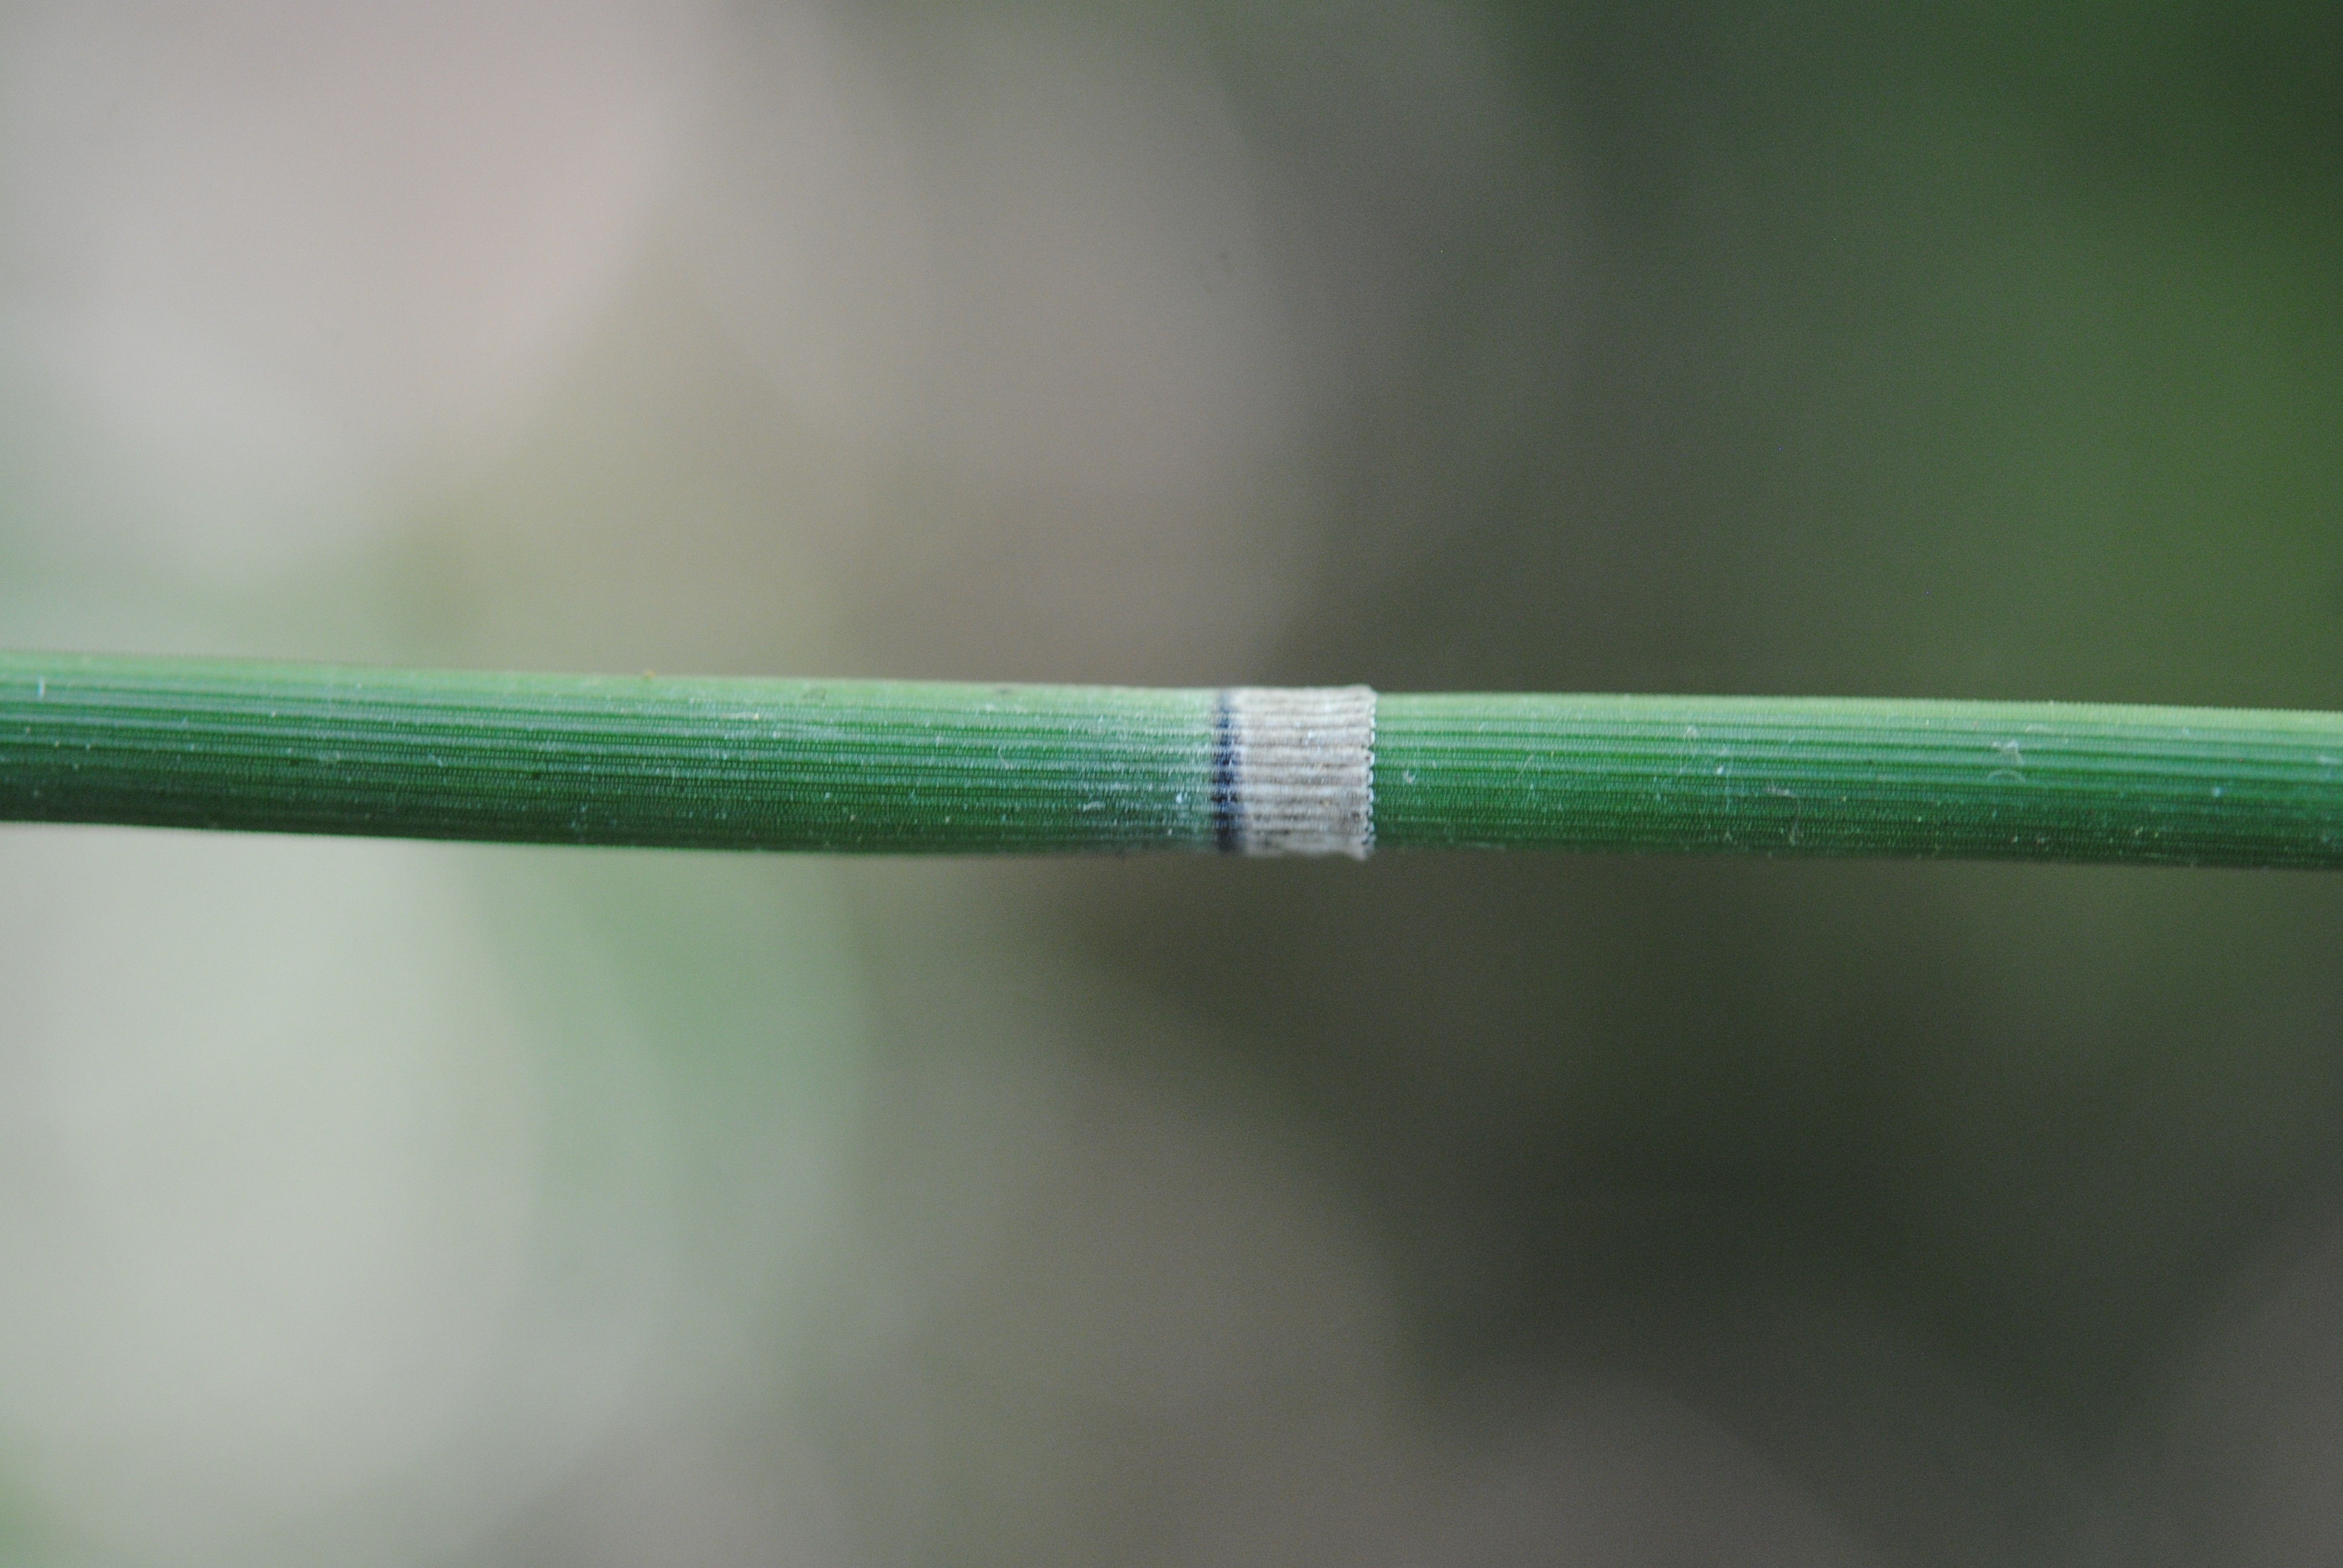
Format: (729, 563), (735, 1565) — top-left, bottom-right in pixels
(1371, 692), (2343, 867)
(0, 654), (1225, 853)
(10, 653), (2343, 866)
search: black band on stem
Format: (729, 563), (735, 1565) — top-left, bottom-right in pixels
(1209, 688), (1240, 854)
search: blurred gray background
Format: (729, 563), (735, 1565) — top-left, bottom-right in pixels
(2, 1), (2341, 1563)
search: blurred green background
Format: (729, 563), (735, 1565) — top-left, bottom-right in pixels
(2, 1), (2340, 1563)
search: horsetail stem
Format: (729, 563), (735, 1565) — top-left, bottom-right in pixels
(5, 652), (2341, 867)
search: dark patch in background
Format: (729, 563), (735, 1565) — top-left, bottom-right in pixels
(1024, 1), (2343, 1558)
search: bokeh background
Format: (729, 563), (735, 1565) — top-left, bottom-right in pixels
(2, 1), (2341, 1563)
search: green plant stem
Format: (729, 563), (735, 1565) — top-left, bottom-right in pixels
(1372, 693), (2343, 866)
(5, 651), (2342, 867)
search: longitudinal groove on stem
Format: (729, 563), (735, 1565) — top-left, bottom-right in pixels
(1372, 694), (2343, 866)
(5, 652), (2342, 866)
(0, 654), (1222, 852)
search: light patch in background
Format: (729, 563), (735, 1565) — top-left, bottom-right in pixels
(0, 833), (868, 1565)
(0, 0), (707, 584)
(675, 5), (1372, 682)
(0, 832), (569, 1557)
(482, 852), (872, 1419)
(496, 1412), (855, 1568)
(684, 8), (1296, 498)
(677, 3), (933, 457)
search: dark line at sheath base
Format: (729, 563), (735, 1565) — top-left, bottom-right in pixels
(1210, 690), (1240, 854)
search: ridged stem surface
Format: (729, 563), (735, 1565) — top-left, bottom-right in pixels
(6, 652), (2342, 867)
(1373, 693), (2343, 868)
(0, 653), (1216, 852)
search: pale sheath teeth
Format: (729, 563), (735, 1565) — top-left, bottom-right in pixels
(1210, 686), (1376, 858)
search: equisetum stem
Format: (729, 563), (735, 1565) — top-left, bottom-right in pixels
(4, 651), (2341, 867)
